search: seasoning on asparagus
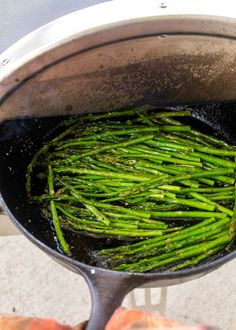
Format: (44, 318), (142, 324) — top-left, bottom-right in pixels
(26, 107), (236, 272)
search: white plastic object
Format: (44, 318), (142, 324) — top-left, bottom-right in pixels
(126, 287), (167, 315)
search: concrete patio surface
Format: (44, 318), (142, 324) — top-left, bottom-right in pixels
(0, 215), (236, 329)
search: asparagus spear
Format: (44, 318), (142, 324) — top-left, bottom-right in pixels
(48, 165), (70, 254)
(114, 234), (231, 272)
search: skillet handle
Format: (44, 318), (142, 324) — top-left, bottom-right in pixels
(84, 270), (144, 330)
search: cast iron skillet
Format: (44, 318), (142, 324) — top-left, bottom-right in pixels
(1, 103), (236, 330)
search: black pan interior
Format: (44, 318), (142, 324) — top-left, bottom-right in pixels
(1, 103), (236, 268)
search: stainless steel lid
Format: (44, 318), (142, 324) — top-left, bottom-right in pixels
(1, 0), (236, 121)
